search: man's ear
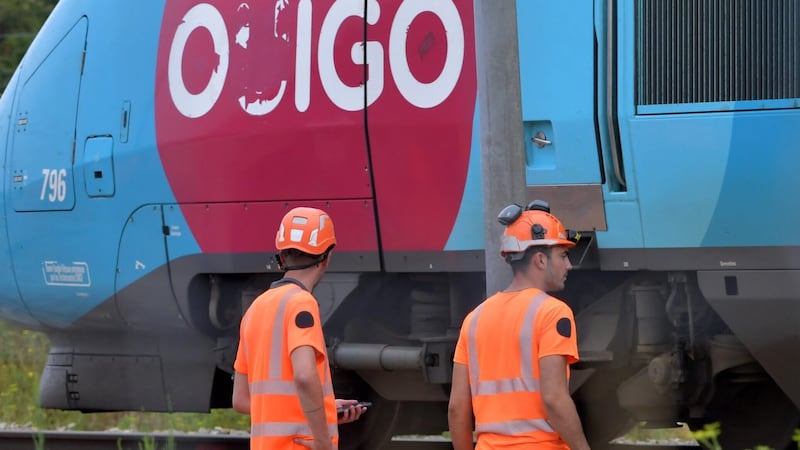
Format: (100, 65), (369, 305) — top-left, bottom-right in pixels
(533, 251), (547, 269)
(276, 252), (287, 270)
(321, 252), (332, 268)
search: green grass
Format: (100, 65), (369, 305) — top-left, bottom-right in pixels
(0, 321), (249, 432)
(622, 422), (696, 443)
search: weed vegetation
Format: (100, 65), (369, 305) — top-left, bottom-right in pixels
(690, 422), (800, 450)
(621, 422), (696, 443)
(0, 321), (248, 432)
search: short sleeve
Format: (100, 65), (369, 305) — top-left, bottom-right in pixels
(285, 292), (326, 357)
(453, 312), (473, 365)
(536, 300), (579, 365)
(233, 310), (250, 374)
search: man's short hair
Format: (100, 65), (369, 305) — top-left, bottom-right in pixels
(281, 248), (324, 266)
(509, 246), (552, 275)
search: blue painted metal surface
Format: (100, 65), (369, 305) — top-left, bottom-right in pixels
(1, 0), (799, 328)
(0, 2), (173, 326)
(517, 1), (600, 186)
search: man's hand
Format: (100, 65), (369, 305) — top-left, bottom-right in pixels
(294, 438), (335, 450)
(336, 399), (367, 424)
(540, 355), (591, 450)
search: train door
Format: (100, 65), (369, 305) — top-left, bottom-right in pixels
(6, 17), (87, 326)
(9, 18), (84, 213)
(517, 1), (606, 231)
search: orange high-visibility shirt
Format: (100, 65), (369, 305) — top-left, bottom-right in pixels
(234, 279), (337, 450)
(454, 288), (579, 449)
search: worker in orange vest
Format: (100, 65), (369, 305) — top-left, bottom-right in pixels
(232, 207), (366, 450)
(448, 200), (591, 450)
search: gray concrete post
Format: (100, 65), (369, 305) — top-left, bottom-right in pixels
(474, 1), (528, 297)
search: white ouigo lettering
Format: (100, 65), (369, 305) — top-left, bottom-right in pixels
(168, 3), (229, 118)
(166, 0), (465, 117)
(295, 0), (312, 112)
(318, 0), (381, 112)
(235, 3), (250, 49)
(237, 0), (290, 116)
(390, 0), (464, 109)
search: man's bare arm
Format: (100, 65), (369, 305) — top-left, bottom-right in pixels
(448, 363), (474, 450)
(232, 371), (251, 414)
(291, 345), (333, 449)
(540, 355), (591, 450)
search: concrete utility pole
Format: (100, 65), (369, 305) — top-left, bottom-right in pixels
(474, 1), (527, 296)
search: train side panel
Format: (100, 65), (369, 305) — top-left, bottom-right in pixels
(1, 1), (799, 449)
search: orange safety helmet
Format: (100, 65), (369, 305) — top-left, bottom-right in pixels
(275, 207), (336, 256)
(498, 200), (575, 262)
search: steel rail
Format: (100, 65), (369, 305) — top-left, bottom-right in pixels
(0, 430), (699, 450)
(0, 430), (249, 450)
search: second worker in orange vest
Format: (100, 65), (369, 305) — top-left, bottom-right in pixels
(448, 200), (591, 450)
(233, 207), (366, 450)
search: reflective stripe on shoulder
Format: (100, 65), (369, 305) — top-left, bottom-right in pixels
(251, 422), (338, 438)
(250, 286), (334, 396)
(269, 286), (302, 380)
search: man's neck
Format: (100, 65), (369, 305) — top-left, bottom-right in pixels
(283, 268), (322, 292)
(504, 273), (547, 293)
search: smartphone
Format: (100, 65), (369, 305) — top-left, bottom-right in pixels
(336, 401), (372, 418)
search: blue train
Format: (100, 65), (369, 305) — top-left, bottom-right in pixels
(0, 0), (798, 448)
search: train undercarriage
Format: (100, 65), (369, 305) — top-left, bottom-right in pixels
(319, 267), (800, 449)
(39, 264), (800, 450)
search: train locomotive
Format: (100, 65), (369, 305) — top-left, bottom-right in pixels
(0, 0), (799, 448)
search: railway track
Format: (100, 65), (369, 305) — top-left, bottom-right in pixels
(0, 430), (248, 450)
(0, 430), (700, 450)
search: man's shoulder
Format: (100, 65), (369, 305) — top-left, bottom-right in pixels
(263, 282), (313, 299)
(541, 294), (573, 313)
(286, 287), (316, 303)
(249, 283), (314, 310)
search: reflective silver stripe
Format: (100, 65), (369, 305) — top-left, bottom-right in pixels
(476, 419), (554, 434)
(255, 286), (335, 394)
(474, 376), (540, 396)
(250, 380), (334, 397)
(467, 292), (548, 397)
(269, 287), (301, 379)
(251, 422), (338, 438)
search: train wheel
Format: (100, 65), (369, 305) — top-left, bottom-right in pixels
(691, 379), (799, 450)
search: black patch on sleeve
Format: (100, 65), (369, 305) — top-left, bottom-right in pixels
(295, 311), (315, 329)
(556, 317), (572, 338)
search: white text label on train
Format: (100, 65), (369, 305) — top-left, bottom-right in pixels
(167, 0), (465, 118)
(42, 261), (92, 287)
(39, 168), (67, 202)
